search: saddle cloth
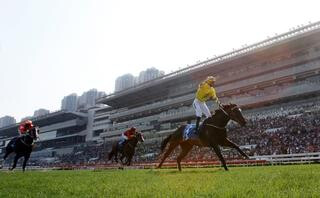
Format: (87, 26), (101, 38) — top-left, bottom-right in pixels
(183, 124), (200, 140)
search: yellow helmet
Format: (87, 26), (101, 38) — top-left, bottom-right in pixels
(205, 76), (216, 84)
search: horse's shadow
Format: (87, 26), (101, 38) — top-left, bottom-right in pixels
(148, 168), (222, 175)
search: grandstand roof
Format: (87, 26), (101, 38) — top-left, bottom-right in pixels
(0, 111), (87, 138)
(97, 21), (320, 108)
(32, 111), (87, 127)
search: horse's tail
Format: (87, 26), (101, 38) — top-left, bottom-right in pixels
(160, 134), (172, 152)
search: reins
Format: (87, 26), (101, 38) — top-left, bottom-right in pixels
(205, 123), (225, 130)
(19, 136), (32, 147)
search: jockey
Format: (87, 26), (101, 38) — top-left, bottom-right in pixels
(119, 127), (137, 147)
(193, 76), (220, 132)
(19, 120), (34, 135)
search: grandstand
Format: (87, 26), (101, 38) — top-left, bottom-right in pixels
(96, 21), (320, 144)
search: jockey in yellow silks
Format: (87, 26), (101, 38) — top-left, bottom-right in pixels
(193, 76), (220, 132)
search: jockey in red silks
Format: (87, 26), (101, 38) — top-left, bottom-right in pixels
(119, 127), (137, 147)
(19, 120), (34, 135)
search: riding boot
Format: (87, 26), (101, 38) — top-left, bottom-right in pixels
(195, 117), (201, 133)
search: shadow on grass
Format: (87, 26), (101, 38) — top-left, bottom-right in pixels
(148, 168), (222, 175)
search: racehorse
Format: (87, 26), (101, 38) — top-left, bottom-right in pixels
(157, 103), (249, 171)
(0, 126), (39, 171)
(108, 132), (145, 166)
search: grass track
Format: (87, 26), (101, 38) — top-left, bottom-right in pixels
(1, 164), (320, 198)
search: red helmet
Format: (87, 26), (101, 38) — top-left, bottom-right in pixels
(23, 120), (34, 130)
(130, 127), (136, 132)
(19, 124), (26, 133)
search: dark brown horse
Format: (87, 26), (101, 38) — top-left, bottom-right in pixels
(0, 126), (39, 171)
(157, 104), (249, 171)
(108, 132), (145, 166)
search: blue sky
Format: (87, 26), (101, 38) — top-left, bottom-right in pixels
(1, 0), (319, 121)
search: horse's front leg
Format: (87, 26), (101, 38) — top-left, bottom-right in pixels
(126, 153), (134, 166)
(223, 139), (249, 159)
(211, 144), (228, 171)
(22, 153), (31, 172)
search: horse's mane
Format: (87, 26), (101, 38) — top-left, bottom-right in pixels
(212, 103), (237, 116)
(128, 132), (141, 141)
(203, 108), (227, 124)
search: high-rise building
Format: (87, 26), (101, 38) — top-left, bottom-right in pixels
(78, 89), (107, 110)
(33, 109), (50, 117)
(21, 116), (32, 122)
(115, 74), (136, 92)
(138, 67), (165, 84)
(0, 116), (16, 128)
(97, 91), (106, 99)
(61, 93), (78, 112)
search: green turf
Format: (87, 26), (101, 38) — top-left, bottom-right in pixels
(0, 164), (320, 198)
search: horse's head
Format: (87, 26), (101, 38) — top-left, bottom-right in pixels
(136, 132), (145, 143)
(220, 103), (246, 127)
(28, 126), (40, 140)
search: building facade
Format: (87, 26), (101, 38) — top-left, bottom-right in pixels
(0, 116), (16, 128)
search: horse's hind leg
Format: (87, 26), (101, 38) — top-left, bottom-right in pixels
(177, 143), (192, 171)
(4, 146), (14, 160)
(9, 154), (21, 171)
(222, 139), (249, 159)
(211, 144), (228, 171)
(156, 142), (179, 169)
(0, 149), (13, 169)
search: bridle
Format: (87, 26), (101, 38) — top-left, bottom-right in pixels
(204, 105), (242, 130)
(19, 133), (34, 147)
(126, 133), (143, 148)
(20, 136), (31, 147)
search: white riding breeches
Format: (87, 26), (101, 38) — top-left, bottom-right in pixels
(193, 98), (211, 118)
